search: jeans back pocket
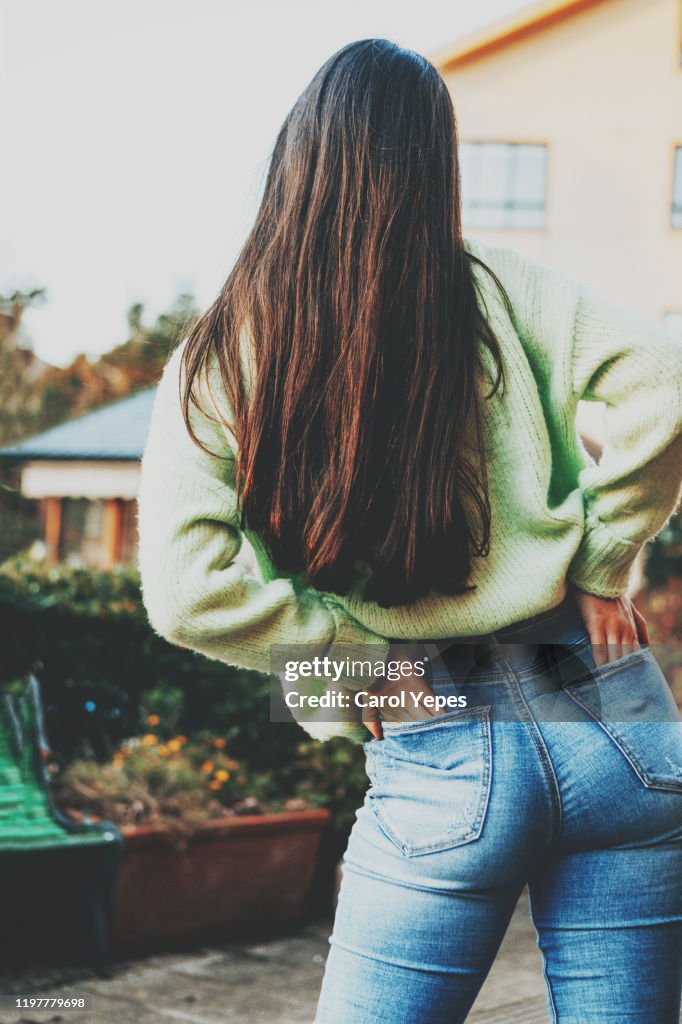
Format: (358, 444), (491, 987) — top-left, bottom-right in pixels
(364, 705), (493, 857)
(562, 645), (682, 794)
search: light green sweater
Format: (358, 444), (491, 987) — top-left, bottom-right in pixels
(136, 237), (682, 743)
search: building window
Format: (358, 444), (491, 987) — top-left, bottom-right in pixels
(118, 500), (139, 565)
(59, 498), (106, 568)
(673, 147), (682, 229)
(664, 311), (682, 336)
(460, 142), (548, 229)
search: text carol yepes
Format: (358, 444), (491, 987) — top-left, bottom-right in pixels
(284, 691), (469, 710)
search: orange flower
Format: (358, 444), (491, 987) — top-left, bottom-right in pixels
(214, 769), (230, 782)
(201, 760), (215, 774)
(141, 734), (158, 747)
(167, 738), (182, 753)
(158, 745), (170, 757)
(213, 738), (226, 750)
(226, 758), (240, 771)
(176, 735), (188, 746)
(208, 779), (222, 791)
(147, 714), (160, 726)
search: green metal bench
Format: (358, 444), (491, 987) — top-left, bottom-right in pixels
(0, 674), (123, 972)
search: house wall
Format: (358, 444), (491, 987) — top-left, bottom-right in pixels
(20, 459), (256, 575)
(440, 0), (682, 323)
(20, 460), (141, 500)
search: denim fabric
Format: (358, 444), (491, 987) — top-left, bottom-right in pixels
(313, 596), (682, 1023)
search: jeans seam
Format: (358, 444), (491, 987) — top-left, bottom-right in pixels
(491, 637), (564, 841)
(528, 886), (559, 1024)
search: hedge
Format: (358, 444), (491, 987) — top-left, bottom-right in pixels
(0, 553), (305, 771)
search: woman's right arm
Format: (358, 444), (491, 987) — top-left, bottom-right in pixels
(136, 341), (390, 681)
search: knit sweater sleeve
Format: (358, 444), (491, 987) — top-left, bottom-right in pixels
(482, 239), (682, 599)
(565, 282), (682, 597)
(136, 340), (390, 683)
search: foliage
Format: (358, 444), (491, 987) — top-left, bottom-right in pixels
(0, 289), (199, 565)
(0, 467), (40, 564)
(0, 289), (199, 446)
(0, 552), (299, 767)
(54, 728), (315, 833)
(290, 737), (370, 835)
(54, 723), (368, 837)
(645, 518), (682, 589)
(0, 553), (370, 836)
(0, 289), (48, 446)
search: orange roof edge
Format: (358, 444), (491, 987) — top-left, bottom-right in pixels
(428, 0), (611, 71)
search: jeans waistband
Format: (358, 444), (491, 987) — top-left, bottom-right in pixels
(492, 591), (581, 641)
(423, 591), (590, 684)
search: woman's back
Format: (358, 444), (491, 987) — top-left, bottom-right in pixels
(136, 233), (682, 743)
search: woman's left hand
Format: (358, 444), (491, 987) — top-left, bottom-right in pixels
(571, 584), (650, 668)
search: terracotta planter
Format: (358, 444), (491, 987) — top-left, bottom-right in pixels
(112, 808), (331, 954)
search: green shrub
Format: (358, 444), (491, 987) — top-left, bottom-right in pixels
(646, 518), (682, 588)
(0, 554), (369, 835)
(55, 731), (316, 832)
(0, 553), (301, 769)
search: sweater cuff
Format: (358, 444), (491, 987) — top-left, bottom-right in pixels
(278, 599), (390, 744)
(321, 596), (391, 689)
(566, 520), (642, 598)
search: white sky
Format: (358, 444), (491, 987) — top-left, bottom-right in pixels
(0, 0), (526, 367)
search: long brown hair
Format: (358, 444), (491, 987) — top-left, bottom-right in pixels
(180, 38), (513, 608)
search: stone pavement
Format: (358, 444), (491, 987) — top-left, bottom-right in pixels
(0, 889), (678, 1024)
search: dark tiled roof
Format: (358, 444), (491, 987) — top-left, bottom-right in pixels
(0, 387), (156, 462)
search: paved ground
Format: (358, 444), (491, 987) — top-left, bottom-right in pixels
(0, 889), (547, 1024)
(0, 889), (678, 1023)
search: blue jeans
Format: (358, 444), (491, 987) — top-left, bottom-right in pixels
(314, 594), (682, 1023)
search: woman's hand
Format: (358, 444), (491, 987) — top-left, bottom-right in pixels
(362, 643), (444, 741)
(571, 584), (650, 668)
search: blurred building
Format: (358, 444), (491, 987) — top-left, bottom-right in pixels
(430, 0), (682, 334)
(0, 388), (260, 575)
(0, 390), (154, 569)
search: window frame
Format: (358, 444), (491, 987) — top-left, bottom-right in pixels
(663, 310), (682, 337)
(459, 139), (549, 232)
(672, 144), (682, 230)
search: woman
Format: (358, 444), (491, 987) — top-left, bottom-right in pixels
(137, 39), (682, 1023)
